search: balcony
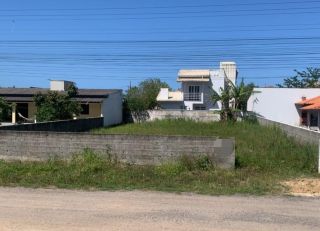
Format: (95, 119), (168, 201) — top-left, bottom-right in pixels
(184, 93), (202, 101)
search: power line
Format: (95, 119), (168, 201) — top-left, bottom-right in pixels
(0, 0), (318, 12)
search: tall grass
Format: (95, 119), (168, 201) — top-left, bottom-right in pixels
(94, 119), (318, 176)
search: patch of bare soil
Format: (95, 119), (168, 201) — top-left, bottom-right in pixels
(282, 178), (320, 197)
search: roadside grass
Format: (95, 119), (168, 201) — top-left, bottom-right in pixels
(0, 119), (318, 195)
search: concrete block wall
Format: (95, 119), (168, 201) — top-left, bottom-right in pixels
(0, 131), (235, 169)
(257, 117), (320, 145)
(0, 117), (103, 132)
(147, 110), (220, 122)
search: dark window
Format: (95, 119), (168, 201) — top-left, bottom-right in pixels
(310, 111), (318, 127)
(16, 103), (29, 120)
(301, 111), (308, 126)
(81, 104), (90, 115)
(194, 105), (206, 110)
(188, 86), (200, 93)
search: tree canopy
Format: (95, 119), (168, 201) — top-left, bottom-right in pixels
(277, 67), (320, 88)
(125, 78), (170, 113)
(34, 84), (81, 122)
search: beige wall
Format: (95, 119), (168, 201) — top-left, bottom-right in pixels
(13, 102), (101, 122)
(79, 103), (102, 118)
(28, 102), (37, 120)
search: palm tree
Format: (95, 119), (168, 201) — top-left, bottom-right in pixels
(212, 79), (256, 121)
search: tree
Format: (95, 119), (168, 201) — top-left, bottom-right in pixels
(125, 78), (170, 112)
(34, 84), (82, 122)
(0, 97), (10, 122)
(212, 79), (256, 121)
(277, 67), (320, 88)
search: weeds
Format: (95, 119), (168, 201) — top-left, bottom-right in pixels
(0, 120), (318, 195)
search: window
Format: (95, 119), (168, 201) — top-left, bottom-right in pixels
(188, 86), (200, 93)
(81, 104), (90, 115)
(194, 105), (206, 110)
(16, 103), (29, 122)
(185, 86), (201, 101)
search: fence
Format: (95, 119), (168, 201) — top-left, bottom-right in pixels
(0, 117), (103, 132)
(0, 131), (235, 169)
(257, 117), (320, 145)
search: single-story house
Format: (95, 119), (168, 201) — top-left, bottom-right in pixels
(0, 80), (123, 126)
(295, 96), (320, 129)
(157, 61), (238, 111)
(247, 88), (320, 130)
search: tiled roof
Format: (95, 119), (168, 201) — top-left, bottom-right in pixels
(296, 96), (320, 105)
(301, 102), (320, 110)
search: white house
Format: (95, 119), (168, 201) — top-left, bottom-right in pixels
(0, 80), (123, 127)
(247, 88), (320, 129)
(157, 61), (238, 111)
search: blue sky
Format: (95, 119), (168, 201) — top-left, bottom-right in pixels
(0, 0), (320, 90)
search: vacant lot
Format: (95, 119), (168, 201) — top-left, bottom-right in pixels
(0, 120), (318, 195)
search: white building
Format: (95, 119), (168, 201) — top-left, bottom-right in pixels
(157, 61), (238, 111)
(247, 88), (320, 128)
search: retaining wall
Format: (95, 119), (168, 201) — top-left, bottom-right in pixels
(130, 110), (220, 122)
(0, 131), (235, 169)
(257, 117), (320, 145)
(0, 117), (103, 132)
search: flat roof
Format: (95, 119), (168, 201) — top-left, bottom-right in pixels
(0, 88), (122, 103)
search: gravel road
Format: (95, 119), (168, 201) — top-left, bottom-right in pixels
(0, 187), (319, 231)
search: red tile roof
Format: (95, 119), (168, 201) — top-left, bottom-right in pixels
(296, 96), (320, 105)
(297, 95), (320, 110)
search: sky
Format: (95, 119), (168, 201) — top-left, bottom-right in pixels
(0, 0), (320, 91)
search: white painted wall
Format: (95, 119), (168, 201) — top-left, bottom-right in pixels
(50, 80), (74, 91)
(102, 91), (123, 126)
(210, 69), (225, 110)
(247, 88), (320, 126)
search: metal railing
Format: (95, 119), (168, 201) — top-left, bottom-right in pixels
(183, 93), (202, 101)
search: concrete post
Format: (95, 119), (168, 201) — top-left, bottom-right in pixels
(11, 104), (16, 124)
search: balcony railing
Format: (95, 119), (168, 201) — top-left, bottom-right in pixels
(184, 93), (202, 101)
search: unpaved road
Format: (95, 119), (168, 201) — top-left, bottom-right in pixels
(0, 188), (319, 231)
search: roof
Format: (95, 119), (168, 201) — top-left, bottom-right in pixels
(296, 96), (320, 105)
(301, 102), (320, 110)
(296, 95), (320, 110)
(157, 91), (183, 102)
(177, 69), (210, 82)
(0, 87), (121, 103)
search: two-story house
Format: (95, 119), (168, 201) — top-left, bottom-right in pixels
(157, 61), (237, 110)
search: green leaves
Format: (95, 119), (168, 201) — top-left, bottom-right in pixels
(125, 78), (170, 113)
(211, 79), (255, 121)
(0, 97), (11, 122)
(34, 83), (81, 122)
(278, 67), (320, 88)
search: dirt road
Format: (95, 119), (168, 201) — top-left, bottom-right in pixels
(0, 187), (319, 231)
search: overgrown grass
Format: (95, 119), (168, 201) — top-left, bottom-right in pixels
(0, 120), (318, 195)
(94, 119), (318, 176)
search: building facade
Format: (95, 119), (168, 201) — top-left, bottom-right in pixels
(0, 80), (123, 127)
(157, 61), (237, 111)
(247, 88), (320, 130)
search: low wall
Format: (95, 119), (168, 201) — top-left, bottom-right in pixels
(0, 117), (103, 132)
(0, 131), (235, 169)
(130, 110), (220, 122)
(257, 117), (320, 145)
